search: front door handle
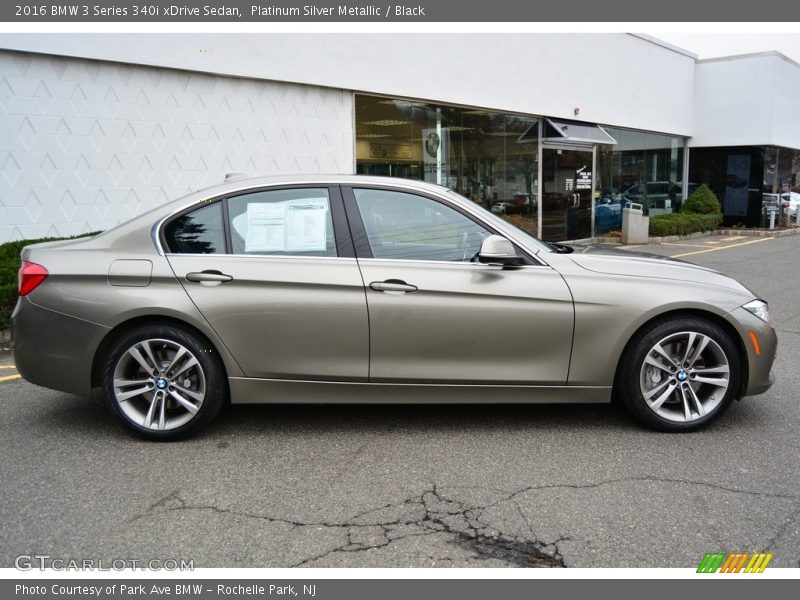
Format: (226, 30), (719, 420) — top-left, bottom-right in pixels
(186, 270), (233, 284)
(369, 279), (418, 293)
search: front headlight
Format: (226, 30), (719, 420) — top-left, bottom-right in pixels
(743, 299), (769, 323)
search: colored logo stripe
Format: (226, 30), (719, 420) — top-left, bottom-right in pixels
(697, 552), (773, 573)
(745, 553), (773, 573)
(720, 553), (749, 573)
(697, 553), (726, 573)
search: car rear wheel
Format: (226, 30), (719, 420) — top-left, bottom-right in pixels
(618, 317), (740, 432)
(102, 325), (227, 440)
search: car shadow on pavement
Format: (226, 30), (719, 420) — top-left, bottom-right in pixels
(18, 387), (771, 442)
(212, 402), (638, 437)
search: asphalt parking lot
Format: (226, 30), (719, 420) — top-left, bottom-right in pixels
(1, 233), (798, 569)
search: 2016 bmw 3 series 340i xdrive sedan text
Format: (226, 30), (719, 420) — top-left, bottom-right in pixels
(12, 176), (777, 440)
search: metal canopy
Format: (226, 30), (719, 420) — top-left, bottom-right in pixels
(542, 118), (617, 145)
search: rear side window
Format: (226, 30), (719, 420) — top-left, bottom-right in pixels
(227, 188), (336, 257)
(164, 202), (225, 254)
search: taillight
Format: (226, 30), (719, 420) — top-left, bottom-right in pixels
(18, 261), (49, 296)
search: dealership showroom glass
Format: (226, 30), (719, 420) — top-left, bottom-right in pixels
(0, 33), (799, 243)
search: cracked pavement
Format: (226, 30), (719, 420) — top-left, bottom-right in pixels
(1, 234), (799, 568)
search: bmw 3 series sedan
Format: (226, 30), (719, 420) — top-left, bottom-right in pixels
(11, 175), (776, 440)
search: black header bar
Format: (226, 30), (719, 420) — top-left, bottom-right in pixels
(4, 0), (800, 22)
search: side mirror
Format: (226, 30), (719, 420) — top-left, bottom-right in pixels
(478, 235), (525, 267)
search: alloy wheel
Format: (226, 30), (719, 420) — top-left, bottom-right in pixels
(639, 331), (730, 423)
(112, 338), (206, 431)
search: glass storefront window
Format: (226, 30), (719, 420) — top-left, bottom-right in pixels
(761, 146), (800, 227)
(356, 94), (689, 240)
(595, 128), (686, 230)
(355, 95), (539, 237)
(763, 146), (800, 195)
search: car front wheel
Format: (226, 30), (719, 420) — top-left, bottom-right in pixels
(618, 317), (741, 432)
(102, 325), (227, 440)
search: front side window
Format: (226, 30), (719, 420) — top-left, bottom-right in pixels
(353, 188), (490, 262)
(227, 188), (336, 257)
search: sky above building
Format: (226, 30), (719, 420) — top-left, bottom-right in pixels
(654, 33), (800, 63)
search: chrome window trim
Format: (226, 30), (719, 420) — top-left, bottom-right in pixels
(164, 253), (358, 262)
(355, 257), (552, 269)
(151, 176), (551, 267)
(153, 180), (347, 256)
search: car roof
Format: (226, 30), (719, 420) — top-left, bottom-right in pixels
(185, 174), (452, 202)
(117, 174), (455, 231)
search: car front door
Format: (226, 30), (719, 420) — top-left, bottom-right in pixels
(343, 186), (574, 385)
(164, 185), (368, 381)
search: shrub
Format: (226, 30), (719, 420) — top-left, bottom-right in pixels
(649, 213), (722, 237)
(647, 183), (723, 237)
(0, 232), (101, 331)
(0, 284), (16, 333)
(681, 184), (722, 215)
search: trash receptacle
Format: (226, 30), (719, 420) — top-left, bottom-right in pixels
(621, 202), (649, 244)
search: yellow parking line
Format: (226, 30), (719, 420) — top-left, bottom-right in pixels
(0, 374), (21, 383)
(671, 237), (773, 258)
(662, 242), (713, 248)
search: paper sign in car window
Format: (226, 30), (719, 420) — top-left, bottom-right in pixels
(245, 202), (286, 252)
(285, 199), (328, 252)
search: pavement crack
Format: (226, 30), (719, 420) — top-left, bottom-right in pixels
(449, 475), (799, 510)
(763, 503), (800, 552)
(128, 485), (566, 568)
(126, 475), (795, 567)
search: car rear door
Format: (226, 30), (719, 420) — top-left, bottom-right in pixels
(163, 185), (369, 381)
(342, 185), (574, 385)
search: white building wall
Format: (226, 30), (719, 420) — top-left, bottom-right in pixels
(0, 50), (353, 242)
(692, 52), (800, 148)
(1, 33), (697, 136)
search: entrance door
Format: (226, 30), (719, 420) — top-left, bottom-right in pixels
(541, 146), (594, 241)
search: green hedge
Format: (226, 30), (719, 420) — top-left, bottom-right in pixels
(0, 232), (101, 331)
(648, 213), (723, 237)
(648, 184), (723, 237)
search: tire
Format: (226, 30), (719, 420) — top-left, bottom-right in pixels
(102, 324), (227, 440)
(617, 317), (741, 432)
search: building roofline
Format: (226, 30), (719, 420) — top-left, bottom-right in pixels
(628, 34), (698, 60)
(697, 50), (800, 70)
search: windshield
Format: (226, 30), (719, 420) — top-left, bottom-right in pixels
(447, 190), (552, 254)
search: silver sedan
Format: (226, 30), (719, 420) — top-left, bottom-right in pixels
(11, 176), (776, 439)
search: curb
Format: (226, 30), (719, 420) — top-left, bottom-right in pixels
(716, 227), (800, 238)
(595, 226), (800, 245)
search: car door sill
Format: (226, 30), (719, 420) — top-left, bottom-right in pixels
(228, 377), (611, 404)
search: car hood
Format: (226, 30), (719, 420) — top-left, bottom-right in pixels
(565, 251), (753, 295)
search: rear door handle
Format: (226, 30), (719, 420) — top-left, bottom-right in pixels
(369, 279), (418, 293)
(186, 270), (233, 284)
